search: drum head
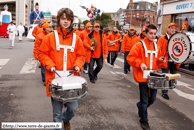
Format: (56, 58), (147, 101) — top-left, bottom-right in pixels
(52, 76), (87, 90)
(90, 38), (98, 50)
(168, 32), (191, 63)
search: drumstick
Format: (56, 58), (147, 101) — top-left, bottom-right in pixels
(166, 73), (181, 80)
(53, 70), (62, 78)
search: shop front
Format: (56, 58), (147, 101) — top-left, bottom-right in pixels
(161, 0), (194, 34)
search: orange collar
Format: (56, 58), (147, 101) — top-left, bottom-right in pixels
(56, 27), (74, 38)
(144, 37), (153, 44)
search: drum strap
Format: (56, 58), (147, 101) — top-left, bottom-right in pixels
(140, 40), (158, 70)
(54, 30), (76, 71)
(165, 33), (170, 40)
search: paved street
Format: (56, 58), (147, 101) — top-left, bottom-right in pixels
(0, 37), (194, 130)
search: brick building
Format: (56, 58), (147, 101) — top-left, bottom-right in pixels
(125, 0), (158, 28)
(104, 0), (158, 33)
(158, 0), (194, 35)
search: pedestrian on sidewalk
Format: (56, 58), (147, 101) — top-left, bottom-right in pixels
(7, 21), (17, 47)
(107, 26), (121, 68)
(17, 22), (25, 41)
(127, 24), (166, 130)
(83, 23), (108, 83)
(33, 23), (53, 86)
(157, 23), (180, 100)
(122, 26), (138, 74)
(38, 8), (85, 130)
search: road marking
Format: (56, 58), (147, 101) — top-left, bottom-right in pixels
(110, 71), (116, 75)
(105, 62), (121, 68)
(20, 58), (38, 74)
(173, 88), (194, 101)
(177, 81), (194, 91)
(0, 59), (10, 69)
(116, 57), (124, 63)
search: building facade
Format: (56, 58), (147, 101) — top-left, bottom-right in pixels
(0, 0), (31, 26)
(125, 1), (158, 28)
(104, 0), (157, 33)
(159, 0), (194, 35)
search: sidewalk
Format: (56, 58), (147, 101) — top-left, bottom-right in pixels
(178, 68), (194, 76)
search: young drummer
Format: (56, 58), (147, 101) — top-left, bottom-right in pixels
(38, 8), (85, 130)
(157, 23), (179, 100)
(127, 24), (165, 130)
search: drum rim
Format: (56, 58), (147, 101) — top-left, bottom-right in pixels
(167, 32), (192, 63)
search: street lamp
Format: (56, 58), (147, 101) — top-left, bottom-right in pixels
(136, 17), (147, 30)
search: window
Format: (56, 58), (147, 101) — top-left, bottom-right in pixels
(137, 5), (139, 9)
(148, 5), (150, 9)
(147, 16), (150, 22)
(174, 13), (194, 33)
(152, 16), (154, 24)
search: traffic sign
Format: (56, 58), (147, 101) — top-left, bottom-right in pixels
(43, 12), (51, 16)
(120, 16), (127, 19)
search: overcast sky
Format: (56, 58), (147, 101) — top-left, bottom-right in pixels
(42, 0), (157, 19)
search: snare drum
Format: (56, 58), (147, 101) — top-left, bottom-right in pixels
(50, 76), (88, 102)
(167, 32), (194, 64)
(147, 72), (177, 89)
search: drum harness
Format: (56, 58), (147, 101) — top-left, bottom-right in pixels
(140, 40), (158, 97)
(54, 30), (76, 77)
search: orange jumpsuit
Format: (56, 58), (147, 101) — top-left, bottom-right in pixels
(75, 29), (84, 37)
(127, 37), (163, 83)
(157, 33), (180, 69)
(107, 32), (121, 51)
(122, 33), (138, 53)
(83, 31), (108, 63)
(33, 31), (49, 58)
(32, 24), (42, 38)
(38, 27), (86, 96)
(136, 33), (145, 42)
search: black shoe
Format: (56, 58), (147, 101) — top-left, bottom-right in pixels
(162, 94), (169, 100)
(90, 80), (95, 83)
(141, 122), (150, 130)
(94, 75), (98, 80)
(137, 105), (141, 117)
(124, 71), (128, 74)
(128, 69), (131, 72)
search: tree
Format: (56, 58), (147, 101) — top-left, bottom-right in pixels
(83, 20), (89, 25)
(95, 13), (114, 29)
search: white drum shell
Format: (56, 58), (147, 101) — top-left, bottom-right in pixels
(147, 74), (177, 89)
(50, 76), (88, 102)
(184, 32), (194, 64)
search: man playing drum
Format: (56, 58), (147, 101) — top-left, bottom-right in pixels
(38, 8), (86, 130)
(157, 23), (179, 100)
(127, 24), (165, 130)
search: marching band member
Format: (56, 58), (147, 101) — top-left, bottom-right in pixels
(38, 8), (85, 130)
(157, 23), (179, 100)
(36, 19), (51, 35)
(137, 28), (146, 41)
(79, 23), (93, 74)
(122, 26), (138, 74)
(75, 23), (85, 37)
(127, 24), (165, 130)
(17, 22), (25, 41)
(107, 26), (121, 68)
(32, 18), (44, 38)
(33, 23), (53, 86)
(83, 23), (108, 83)
(7, 21), (17, 47)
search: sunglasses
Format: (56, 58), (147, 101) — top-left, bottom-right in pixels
(94, 26), (100, 28)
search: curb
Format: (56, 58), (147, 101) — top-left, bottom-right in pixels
(178, 68), (194, 76)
